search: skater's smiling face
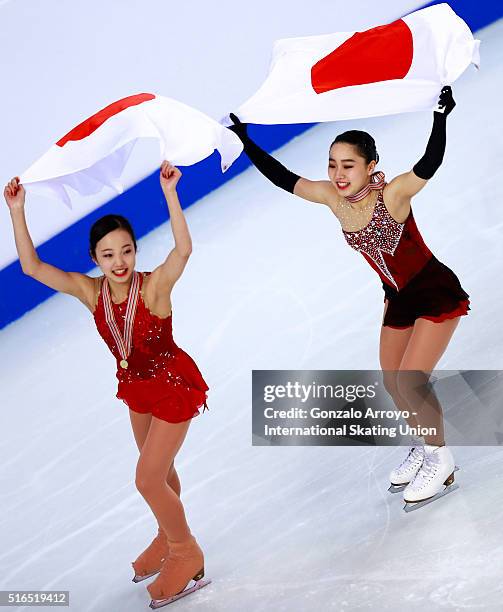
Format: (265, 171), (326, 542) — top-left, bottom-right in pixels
(328, 142), (376, 196)
(92, 228), (137, 285)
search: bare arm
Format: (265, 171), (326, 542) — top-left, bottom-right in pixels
(5, 178), (94, 309)
(383, 171), (428, 212)
(293, 178), (339, 207)
(146, 162), (192, 306)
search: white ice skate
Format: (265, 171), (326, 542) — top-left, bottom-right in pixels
(388, 445), (425, 493)
(403, 445), (459, 512)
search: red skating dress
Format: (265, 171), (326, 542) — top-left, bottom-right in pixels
(93, 272), (209, 423)
(341, 189), (470, 329)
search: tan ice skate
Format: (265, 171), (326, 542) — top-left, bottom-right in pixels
(131, 526), (169, 583)
(147, 534), (211, 609)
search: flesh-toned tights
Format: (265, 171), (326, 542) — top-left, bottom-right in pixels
(379, 299), (461, 446)
(129, 410), (191, 542)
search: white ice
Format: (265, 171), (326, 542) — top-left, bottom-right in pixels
(1, 17), (503, 612)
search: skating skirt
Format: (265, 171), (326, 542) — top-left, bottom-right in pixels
(382, 255), (470, 329)
(116, 350), (209, 424)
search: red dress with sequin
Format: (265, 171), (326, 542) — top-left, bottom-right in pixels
(342, 190), (470, 328)
(93, 272), (208, 423)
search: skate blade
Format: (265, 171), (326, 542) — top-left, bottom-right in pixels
(149, 578), (211, 609)
(132, 568), (160, 583)
(403, 482), (458, 512)
(389, 465), (459, 496)
(388, 483), (407, 494)
(403, 469), (459, 513)
(396, 465), (460, 505)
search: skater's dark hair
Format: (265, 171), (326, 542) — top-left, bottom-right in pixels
(330, 130), (379, 165)
(89, 214), (137, 259)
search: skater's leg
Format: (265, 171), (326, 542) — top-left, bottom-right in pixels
(136, 417), (205, 600)
(380, 302), (426, 489)
(129, 410), (186, 579)
(399, 316), (460, 372)
(379, 300), (418, 428)
(397, 317), (461, 446)
(398, 319), (461, 505)
(129, 409), (181, 496)
(379, 300), (414, 375)
(135, 416), (192, 543)
(166, 464), (181, 497)
(129, 409), (152, 451)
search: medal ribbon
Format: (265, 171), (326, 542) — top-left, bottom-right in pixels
(102, 271), (140, 367)
(345, 171), (386, 203)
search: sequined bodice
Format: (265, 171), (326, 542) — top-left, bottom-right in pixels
(93, 272), (180, 383)
(341, 190), (432, 290)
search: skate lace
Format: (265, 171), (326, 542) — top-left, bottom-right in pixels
(398, 447), (422, 472)
(414, 454), (439, 486)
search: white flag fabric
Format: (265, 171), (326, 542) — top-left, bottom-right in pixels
(20, 93), (243, 208)
(234, 3), (480, 125)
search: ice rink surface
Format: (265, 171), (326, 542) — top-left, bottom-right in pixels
(1, 17), (503, 612)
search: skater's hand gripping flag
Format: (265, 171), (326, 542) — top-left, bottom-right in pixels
(231, 3), (480, 125)
(20, 93), (243, 208)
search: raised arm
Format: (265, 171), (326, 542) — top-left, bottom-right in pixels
(4, 177), (94, 309)
(385, 86), (456, 205)
(228, 114), (335, 206)
(146, 162), (192, 308)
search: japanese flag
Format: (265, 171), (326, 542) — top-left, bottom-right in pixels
(233, 3), (480, 125)
(20, 93), (243, 208)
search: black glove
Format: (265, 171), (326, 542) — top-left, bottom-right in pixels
(226, 113), (300, 194)
(228, 113), (249, 140)
(436, 85), (456, 116)
(413, 86), (455, 180)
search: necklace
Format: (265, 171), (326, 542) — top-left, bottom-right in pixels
(348, 191), (376, 213)
(338, 190), (379, 231)
(337, 170), (386, 231)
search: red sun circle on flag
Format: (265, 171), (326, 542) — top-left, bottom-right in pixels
(311, 18), (413, 94)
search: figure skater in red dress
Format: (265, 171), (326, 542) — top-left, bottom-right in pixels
(229, 87), (468, 508)
(5, 161), (210, 605)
